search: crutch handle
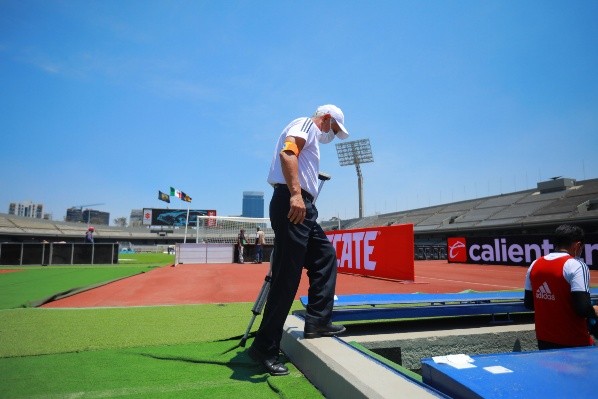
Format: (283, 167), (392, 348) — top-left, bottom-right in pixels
(314, 171), (332, 204)
(318, 172), (331, 181)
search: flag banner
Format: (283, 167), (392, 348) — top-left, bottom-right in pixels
(170, 186), (191, 202)
(170, 187), (182, 199)
(182, 192), (192, 202)
(158, 191), (170, 203)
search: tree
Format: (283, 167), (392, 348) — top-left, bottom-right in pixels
(113, 217), (127, 227)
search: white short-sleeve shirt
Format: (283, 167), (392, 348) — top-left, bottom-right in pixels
(524, 252), (591, 293)
(267, 117), (321, 198)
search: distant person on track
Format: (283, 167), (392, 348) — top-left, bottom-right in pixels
(248, 104), (349, 376)
(524, 224), (598, 350)
(254, 227), (265, 263)
(237, 229), (247, 263)
(84, 227), (94, 243)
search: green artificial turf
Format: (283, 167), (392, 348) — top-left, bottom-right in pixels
(0, 339), (320, 399)
(0, 303), (310, 357)
(0, 252), (173, 309)
(0, 301), (318, 398)
(0, 266), (156, 309)
(0, 258), (323, 398)
(116, 252), (175, 265)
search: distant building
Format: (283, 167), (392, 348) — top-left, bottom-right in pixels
(82, 209), (109, 225)
(8, 202), (44, 218)
(65, 208), (83, 223)
(242, 191), (264, 218)
(65, 207), (109, 225)
(130, 209), (143, 227)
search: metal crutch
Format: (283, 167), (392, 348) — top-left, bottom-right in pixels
(239, 172), (331, 347)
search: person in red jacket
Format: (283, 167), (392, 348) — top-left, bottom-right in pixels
(524, 224), (598, 350)
(84, 227), (95, 243)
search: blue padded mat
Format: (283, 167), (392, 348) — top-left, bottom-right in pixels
(421, 346), (598, 399)
(328, 302), (529, 322)
(300, 288), (598, 308)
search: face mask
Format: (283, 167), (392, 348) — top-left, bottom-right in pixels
(317, 117), (335, 144)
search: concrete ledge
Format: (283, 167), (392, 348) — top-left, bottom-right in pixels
(281, 315), (442, 399)
(350, 323), (537, 369)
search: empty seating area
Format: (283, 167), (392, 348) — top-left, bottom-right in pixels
(2, 178), (597, 244)
(323, 177), (598, 235)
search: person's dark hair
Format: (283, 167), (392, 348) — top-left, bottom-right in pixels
(553, 224), (584, 248)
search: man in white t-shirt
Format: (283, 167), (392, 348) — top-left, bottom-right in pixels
(248, 104), (349, 376)
(254, 227), (265, 263)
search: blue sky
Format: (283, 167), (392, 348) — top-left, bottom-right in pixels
(1, 0), (597, 224)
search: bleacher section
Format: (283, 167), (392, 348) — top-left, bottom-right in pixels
(332, 177), (598, 234)
(0, 214), (169, 242)
(2, 177), (598, 243)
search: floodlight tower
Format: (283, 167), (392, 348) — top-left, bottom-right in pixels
(335, 139), (374, 218)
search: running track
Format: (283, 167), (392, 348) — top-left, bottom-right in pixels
(41, 260), (598, 308)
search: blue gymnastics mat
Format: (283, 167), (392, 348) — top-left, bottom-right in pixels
(301, 291), (523, 308)
(299, 288), (598, 322)
(421, 346), (598, 399)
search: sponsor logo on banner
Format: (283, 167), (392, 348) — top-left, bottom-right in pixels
(447, 237), (467, 262)
(207, 210), (217, 227)
(447, 234), (597, 268)
(143, 209), (153, 225)
(326, 224), (414, 281)
(142, 208), (217, 227)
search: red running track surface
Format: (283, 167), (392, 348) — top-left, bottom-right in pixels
(42, 260), (598, 308)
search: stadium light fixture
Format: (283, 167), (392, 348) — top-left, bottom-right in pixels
(335, 139), (374, 218)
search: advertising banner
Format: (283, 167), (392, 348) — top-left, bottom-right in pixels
(142, 208), (217, 227)
(447, 233), (598, 269)
(326, 224), (414, 281)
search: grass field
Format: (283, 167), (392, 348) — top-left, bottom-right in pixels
(0, 253), (323, 398)
(0, 252), (174, 309)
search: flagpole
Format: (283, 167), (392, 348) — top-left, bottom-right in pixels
(183, 202), (190, 243)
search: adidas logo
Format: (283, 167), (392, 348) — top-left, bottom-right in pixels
(535, 282), (556, 301)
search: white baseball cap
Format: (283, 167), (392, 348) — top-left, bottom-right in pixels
(315, 104), (349, 139)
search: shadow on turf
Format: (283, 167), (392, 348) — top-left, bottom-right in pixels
(218, 332), (256, 354)
(138, 335), (276, 385)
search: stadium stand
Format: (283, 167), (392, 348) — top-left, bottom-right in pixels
(320, 177), (598, 262)
(1, 177), (597, 248)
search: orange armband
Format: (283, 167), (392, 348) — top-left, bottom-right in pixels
(280, 140), (300, 156)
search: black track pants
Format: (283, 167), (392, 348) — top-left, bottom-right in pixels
(252, 185), (338, 357)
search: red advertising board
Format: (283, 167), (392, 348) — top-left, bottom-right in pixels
(326, 224), (414, 281)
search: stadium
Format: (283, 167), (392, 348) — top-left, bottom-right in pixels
(2, 175), (598, 398)
(2, 176), (597, 265)
(4, 0), (598, 395)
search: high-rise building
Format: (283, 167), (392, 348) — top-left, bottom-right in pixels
(242, 191), (264, 218)
(8, 202), (44, 218)
(65, 208), (109, 225)
(81, 209), (110, 226)
(65, 208), (83, 223)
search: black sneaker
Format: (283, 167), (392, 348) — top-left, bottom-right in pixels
(247, 346), (289, 376)
(303, 322), (346, 339)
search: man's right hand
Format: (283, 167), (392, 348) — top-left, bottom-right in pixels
(288, 194), (306, 224)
